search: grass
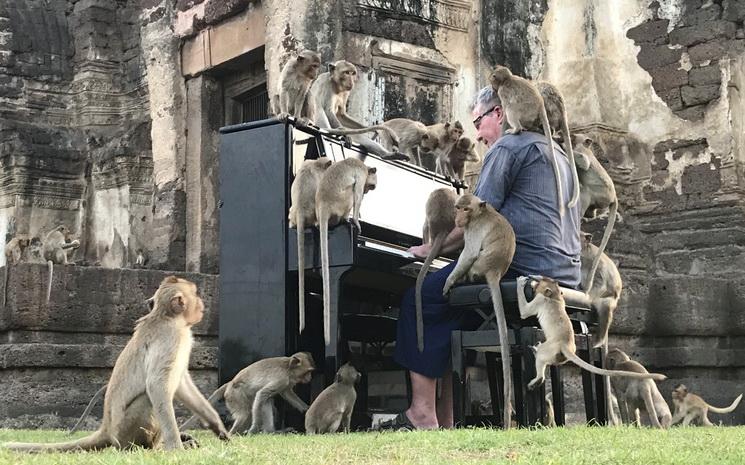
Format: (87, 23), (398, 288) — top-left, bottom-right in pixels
(1, 426), (744, 465)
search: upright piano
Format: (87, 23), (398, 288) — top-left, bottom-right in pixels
(218, 118), (458, 388)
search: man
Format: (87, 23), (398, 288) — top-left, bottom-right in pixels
(382, 86), (581, 430)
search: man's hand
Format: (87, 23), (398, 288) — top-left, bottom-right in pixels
(407, 243), (432, 259)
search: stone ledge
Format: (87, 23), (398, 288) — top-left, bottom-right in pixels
(0, 264), (219, 335)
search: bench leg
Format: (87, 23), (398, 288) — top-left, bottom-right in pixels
(485, 352), (503, 426)
(549, 366), (565, 426)
(451, 330), (465, 427)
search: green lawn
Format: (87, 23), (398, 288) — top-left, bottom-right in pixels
(1, 426), (744, 465)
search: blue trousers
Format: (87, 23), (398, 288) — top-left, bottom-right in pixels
(394, 262), (519, 379)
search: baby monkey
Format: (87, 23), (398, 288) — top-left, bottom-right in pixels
(305, 363), (360, 434)
(671, 384), (742, 426)
(516, 277), (667, 390)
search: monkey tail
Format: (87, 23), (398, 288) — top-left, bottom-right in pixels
(485, 270), (513, 429)
(5, 429), (110, 452)
(414, 233), (446, 352)
(2, 264), (8, 309)
(562, 348), (666, 381)
(561, 109), (581, 209)
(319, 212), (331, 346)
(297, 215), (306, 334)
(69, 385), (106, 434)
(46, 260), (53, 304)
(179, 384), (228, 431)
(707, 394), (743, 414)
(586, 201), (617, 291)
(540, 104), (564, 217)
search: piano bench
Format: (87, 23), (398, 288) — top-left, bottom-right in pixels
(448, 280), (607, 428)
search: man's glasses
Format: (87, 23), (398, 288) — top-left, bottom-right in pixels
(473, 105), (499, 129)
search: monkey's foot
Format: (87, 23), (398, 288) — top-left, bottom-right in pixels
(527, 378), (544, 391)
(180, 433), (200, 449)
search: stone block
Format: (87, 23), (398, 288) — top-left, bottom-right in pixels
(688, 65), (721, 85)
(636, 44), (683, 68)
(681, 161), (721, 194)
(681, 84), (720, 106)
(681, 3), (722, 26)
(656, 87), (683, 110)
(203, 0), (252, 26)
(627, 19), (669, 43)
(650, 62), (689, 91)
(669, 21), (737, 47)
(688, 39), (727, 64)
(723, 0), (745, 22)
(674, 104), (706, 121)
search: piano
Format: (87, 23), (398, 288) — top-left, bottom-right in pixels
(218, 117), (458, 386)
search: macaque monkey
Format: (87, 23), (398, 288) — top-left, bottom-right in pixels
(516, 277), (666, 391)
(415, 188), (457, 351)
(316, 158), (377, 345)
(442, 194), (516, 429)
(377, 118), (438, 166)
(274, 50), (322, 125)
(5, 234), (30, 265)
(671, 384), (742, 426)
(134, 249), (147, 268)
(181, 352), (315, 434)
(309, 60), (406, 161)
(605, 348), (671, 429)
(580, 232), (622, 349)
(445, 136), (480, 182)
(288, 157), (333, 333)
(305, 363), (360, 434)
(42, 225), (80, 304)
(5, 277), (230, 451)
(573, 134), (618, 291)
(535, 81), (580, 208)
(431, 122), (464, 175)
(490, 65), (565, 216)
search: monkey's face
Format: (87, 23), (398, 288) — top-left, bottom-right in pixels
(672, 384), (688, 401)
(336, 363), (361, 385)
(454, 194), (481, 228)
(333, 62), (357, 91)
(289, 352), (316, 384)
(18, 238), (30, 248)
(533, 278), (563, 302)
(448, 123), (464, 142)
(364, 167), (377, 193)
(298, 52), (321, 80)
(489, 66), (511, 87)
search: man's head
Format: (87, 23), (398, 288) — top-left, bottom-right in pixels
(470, 86), (504, 147)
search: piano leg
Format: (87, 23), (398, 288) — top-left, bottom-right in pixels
(324, 266), (352, 385)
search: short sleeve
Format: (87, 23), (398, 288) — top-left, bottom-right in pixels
(473, 145), (521, 211)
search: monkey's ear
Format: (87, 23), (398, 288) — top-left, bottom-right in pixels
(170, 293), (186, 314)
(335, 371), (343, 383)
(297, 54), (305, 62)
(324, 160), (333, 169)
(368, 167), (377, 174)
(421, 134), (429, 140)
(444, 122), (451, 129)
(146, 297), (154, 310)
(582, 137), (593, 147)
(581, 232), (593, 242)
(544, 287), (553, 297)
(479, 201), (487, 209)
(328, 63), (336, 73)
(289, 355), (301, 367)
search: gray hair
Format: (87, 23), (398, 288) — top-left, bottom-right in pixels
(469, 86), (501, 112)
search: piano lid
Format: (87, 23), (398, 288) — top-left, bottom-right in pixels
(290, 124), (458, 240)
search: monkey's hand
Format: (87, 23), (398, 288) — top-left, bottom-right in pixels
(382, 152), (410, 162)
(352, 218), (362, 233)
(69, 239), (80, 249)
(296, 117), (312, 128)
(443, 276), (456, 296)
(217, 429), (231, 441)
(276, 112), (290, 123)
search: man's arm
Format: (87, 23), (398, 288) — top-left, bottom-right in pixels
(408, 227), (464, 259)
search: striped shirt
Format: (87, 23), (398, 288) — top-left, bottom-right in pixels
(473, 131), (581, 288)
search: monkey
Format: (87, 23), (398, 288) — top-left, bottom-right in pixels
(445, 136), (480, 182)
(489, 65), (565, 216)
(288, 157), (333, 333)
(3, 234), (32, 308)
(535, 81), (581, 208)
(671, 384), (742, 426)
(309, 60), (407, 161)
(377, 118), (438, 166)
(4, 276), (230, 452)
(414, 188), (457, 352)
(180, 352), (315, 434)
(572, 134), (618, 292)
(516, 276), (667, 391)
(304, 363), (360, 434)
(544, 392), (557, 427)
(580, 232), (622, 349)
(274, 50), (322, 125)
(431, 122), (464, 175)
(42, 225), (80, 304)
(441, 193), (516, 429)
(316, 158), (377, 345)
(605, 348), (671, 429)
(133, 249), (147, 269)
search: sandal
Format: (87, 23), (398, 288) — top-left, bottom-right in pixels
(375, 412), (417, 431)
